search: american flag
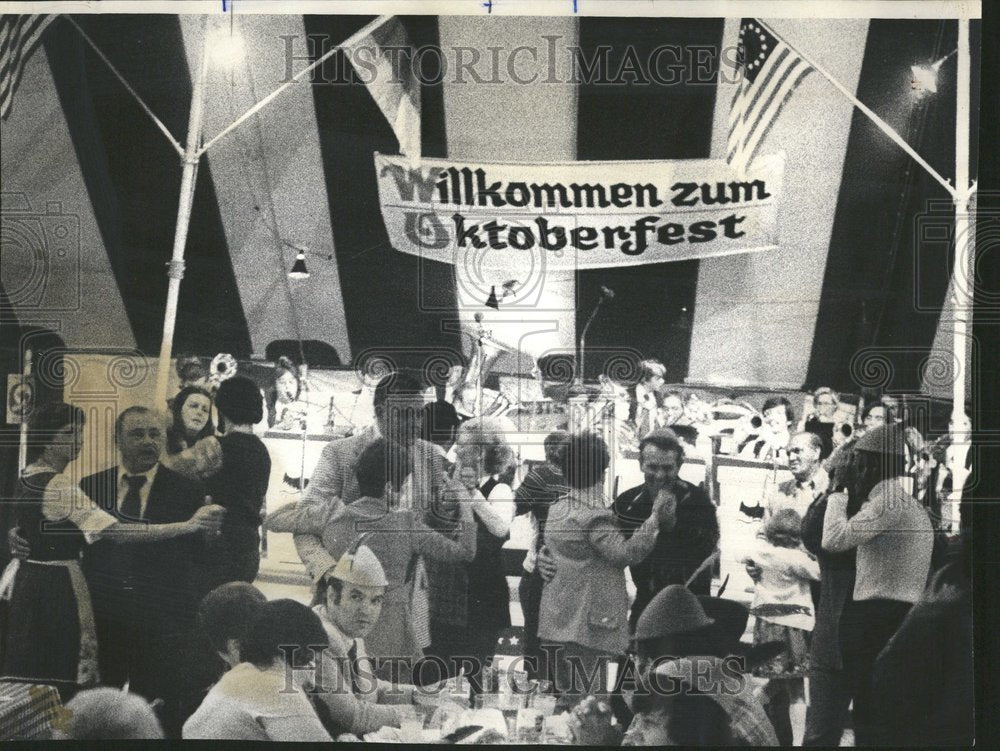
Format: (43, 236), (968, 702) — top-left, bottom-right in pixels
(0, 14), (56, 120)
(727, 19), (813, 176)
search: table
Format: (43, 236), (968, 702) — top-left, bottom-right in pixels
(363, 696), (573, 744)
(0, 682), (64, 740)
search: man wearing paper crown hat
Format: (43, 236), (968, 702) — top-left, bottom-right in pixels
(308, 540), (445, 738)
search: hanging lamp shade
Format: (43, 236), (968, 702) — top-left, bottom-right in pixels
(288, 251), (309, 279)
(485, 285), (499, 309)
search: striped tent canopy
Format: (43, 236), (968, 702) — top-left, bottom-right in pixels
(1, 14), (978, 406)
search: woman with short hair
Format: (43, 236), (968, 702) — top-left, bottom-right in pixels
(201, 376), (272, 590)
(739, 396), (795, 462)
(183, 599), (332, 740)
(538, 431), (674, 698)
(428, 417), (517, 691)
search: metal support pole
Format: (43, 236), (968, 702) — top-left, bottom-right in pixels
(154, 17), (210, 408)
(948, 18), (972, 534)
(17, 350), (33, 474)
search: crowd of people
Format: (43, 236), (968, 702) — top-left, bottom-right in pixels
(0, 357), (974, 745)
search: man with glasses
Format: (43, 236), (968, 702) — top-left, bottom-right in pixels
(763, 432), (829, 522)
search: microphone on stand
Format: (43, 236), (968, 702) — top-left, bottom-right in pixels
(577, 285), (615, 385)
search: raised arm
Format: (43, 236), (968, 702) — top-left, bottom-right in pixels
(294, 441), (346, 581)
(101, 505), (224, 542)
(587, 511), (660, 567)
(823, 483), (901, 553)
(783, 547), (822, 581)
(472, 483), (514, 539)
(514, 468), (551, 517)
(412, 502), (477, 562)
(42, 475), (223, 545)
(263, 501), (331, 536)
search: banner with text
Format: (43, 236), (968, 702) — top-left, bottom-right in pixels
(375, 152), (784, 270)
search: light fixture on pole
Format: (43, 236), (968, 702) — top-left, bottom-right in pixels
(208, 22), (246, 69)
(910, 49), (957, 98)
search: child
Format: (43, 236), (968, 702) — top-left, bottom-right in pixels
(740, 508), (820, 746)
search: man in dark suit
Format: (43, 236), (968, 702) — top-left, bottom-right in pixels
(80, 406), (220, 736)
(613, 429), (720, 631)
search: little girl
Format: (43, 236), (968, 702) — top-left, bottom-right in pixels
(740, 508), (821, 746)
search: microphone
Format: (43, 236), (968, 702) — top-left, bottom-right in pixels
(473, 311), (488, 342)
(600, 285), (615, 299)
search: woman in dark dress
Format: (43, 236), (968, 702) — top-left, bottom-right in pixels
(201, 376), (271, 591)
(0, 404), (104, 691)
(0, 403), (225, 695)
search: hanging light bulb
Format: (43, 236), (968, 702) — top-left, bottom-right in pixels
(288, 251), (309, 279)
(208, 20), (246, 70)
(910, 50), (956, 99)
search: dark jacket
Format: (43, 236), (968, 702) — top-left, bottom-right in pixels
(872, 561), (972, 746)
(80, 464), (207, 631)
(513, 461), (567, 552)
(613, 480), (719, 626)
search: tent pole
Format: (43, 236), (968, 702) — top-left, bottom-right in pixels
(758, 19), (957, 200)
(948, 18), (971, 534)
(154, 17), (209, 408)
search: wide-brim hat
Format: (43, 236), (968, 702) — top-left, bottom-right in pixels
(853, 424), (906, 456)
(635, 585), (714, 641)
(697, 596), (749, 649)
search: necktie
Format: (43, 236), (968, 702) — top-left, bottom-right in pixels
(347, 641), (362, 696)
(120, 475), (147, 519)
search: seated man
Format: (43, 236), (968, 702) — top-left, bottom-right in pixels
(59, 688), (165, 740)
(178, 581), (269, 729)
(310, 543), (455, 737)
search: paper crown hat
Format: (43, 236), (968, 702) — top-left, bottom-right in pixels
(329, 538), (389, 588)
